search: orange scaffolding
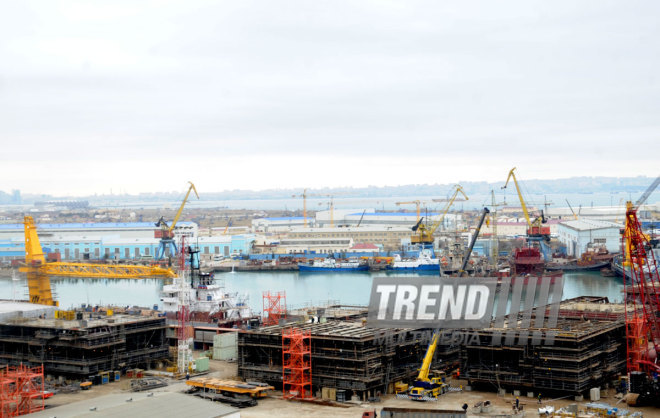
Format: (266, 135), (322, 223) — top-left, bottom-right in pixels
(0, 365), (45, 418)
(282, 328), (312, 400)
(263, 291), (286, 326)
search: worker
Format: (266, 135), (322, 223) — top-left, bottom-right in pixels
(515, 397), (519, 409)
(538, 393), (542, 404)
(462, 403), (468, 412)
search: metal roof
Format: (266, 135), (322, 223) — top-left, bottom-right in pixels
(559, 218), (622, 231)
(0, 222), (195, 231)
(26, 391), (238, 418)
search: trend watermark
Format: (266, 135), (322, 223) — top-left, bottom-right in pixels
(367, 276), (564, 346)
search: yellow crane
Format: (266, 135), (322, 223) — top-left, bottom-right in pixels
(412, 185), (468, 245)
(501, 167), (549, 237)
(19, 216), (175, 306)
(396, 200), (422, 222)
(408, 332), (448, 400)
(155, 182), (199, 259)
(291, 189), (310, 227)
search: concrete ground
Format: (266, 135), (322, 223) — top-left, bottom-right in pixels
(42, 358), (656, 417)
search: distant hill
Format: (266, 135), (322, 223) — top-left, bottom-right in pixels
(11, 175), (657, 204)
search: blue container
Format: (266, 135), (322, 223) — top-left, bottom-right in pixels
(114, 371), (120, 381)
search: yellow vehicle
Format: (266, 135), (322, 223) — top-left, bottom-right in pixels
(408, 332), (449, 400)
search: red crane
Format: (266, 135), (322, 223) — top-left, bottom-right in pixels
(623, 176), (660, 374)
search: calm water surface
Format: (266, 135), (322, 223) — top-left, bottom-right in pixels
(0, 270), (625, 313)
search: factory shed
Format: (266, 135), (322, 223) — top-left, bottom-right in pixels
(557, 219), (621, 256)
(25, 391), (240, 418)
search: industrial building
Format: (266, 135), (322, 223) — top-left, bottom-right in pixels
(0, 221), (255, 262)
(556, 219), (622, 256)
(285, 226), (412, 252)
(252, 216), (309, 232)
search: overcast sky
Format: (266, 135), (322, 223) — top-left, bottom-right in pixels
(1, 0), (659, 196)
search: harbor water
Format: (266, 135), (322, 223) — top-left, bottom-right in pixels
(0, 270), (625, 313)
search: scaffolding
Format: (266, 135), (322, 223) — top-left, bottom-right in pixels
(282, 328), (312, 399)
(238, 321), (450, 399)
(0, 315), (169, 379)
(263, 291), (286, 326)
(0, 364), (45, 418)
(464, 298), (628, 394)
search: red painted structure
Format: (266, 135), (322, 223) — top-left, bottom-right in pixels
(0, 365), (45, 417)
(282, 328), (312, 399)
(263, 291), (286, 326)
(622, 204), (660, 374)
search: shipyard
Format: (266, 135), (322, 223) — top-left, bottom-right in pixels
(0, 173), (658, 418)
(3, 1), (660, 417)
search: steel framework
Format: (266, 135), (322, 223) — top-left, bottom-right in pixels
(19, 216), (175, 306)
(0, 364), (45, 418)
(263, 291), (286, 326)
(25, 262), (176, 279)
(622, 202), (660, 374)
(282, 328), (312, 399)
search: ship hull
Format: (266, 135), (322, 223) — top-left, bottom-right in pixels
(298, 264), (369, 272)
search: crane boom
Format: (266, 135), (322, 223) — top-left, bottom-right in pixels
(170, 182), (199, 233)
(396, 201), (422, 222)
(502, 168), (549, 238)
(412, 185), (468, 245)
(417, 332), (439, 381)
(502, 168), (532, 228)
(635, 175), (660, 208)
(458, 207), (490, 276)
(429, 185), (468, 236)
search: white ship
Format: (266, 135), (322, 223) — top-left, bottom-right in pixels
(388, 249), (440, 271)
(160, 247), (255, 326)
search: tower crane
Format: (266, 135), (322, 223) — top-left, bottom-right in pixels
(291, 189), (310, 227)
(20, 216), (175, 306)
(396, 200), (423, 222)
(411, 185), (468, 246)
(155, 182), (199, 260)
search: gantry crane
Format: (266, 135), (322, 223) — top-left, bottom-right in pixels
(411, 185), (468, 246)
(155, 182), (199, 260)
(20, 216), (175, 306)
(501, 168), (549, 239)
(396, 200), (423, 222)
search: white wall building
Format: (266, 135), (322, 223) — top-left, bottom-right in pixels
(557, 219), (622, 256)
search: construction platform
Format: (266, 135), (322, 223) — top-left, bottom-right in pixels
(0, 301), (169, 378)
(464, 296), (629, 394)
(237, 320), (460, 400)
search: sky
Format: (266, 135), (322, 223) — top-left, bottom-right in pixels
(1, 0), (659, 196)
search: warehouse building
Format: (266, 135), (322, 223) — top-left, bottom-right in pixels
(0, 222), (254, 262)
(557, 219), (622, 256)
